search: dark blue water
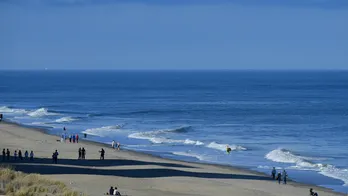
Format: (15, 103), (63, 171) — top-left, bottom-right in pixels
(1, 70), (347, 193)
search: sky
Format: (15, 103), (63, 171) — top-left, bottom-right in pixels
(0, 0), (347, 70)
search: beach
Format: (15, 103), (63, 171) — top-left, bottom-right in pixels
(0, 122), (343, 196)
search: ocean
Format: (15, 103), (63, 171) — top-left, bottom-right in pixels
(0, 70), (347, 193)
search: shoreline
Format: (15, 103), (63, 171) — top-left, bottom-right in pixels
(0, 120), (344, 196)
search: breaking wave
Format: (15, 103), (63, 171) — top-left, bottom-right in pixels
(128, 131), (204, 145)
(172, 151), (206, 161)
(55, 116), (79, 123)
(0, 106), (27, 114)
(82, 125), (123, 137)
(266, 148), (348, 186)
(27, 108), (59, 117)
(206, 142), (247, 152)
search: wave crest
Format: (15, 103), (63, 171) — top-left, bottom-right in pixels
(28, 108), (59, 117)
(55, 116), (78, 123)
(206, 142), (247, 152)
(82, 125), (123, 137)
(0, 106), (27, 114)
(128, 132), (203, 146)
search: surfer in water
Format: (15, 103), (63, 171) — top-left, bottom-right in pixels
(226, 145), (232, 154)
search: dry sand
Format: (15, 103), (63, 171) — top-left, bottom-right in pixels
(0, 122), (344, 196)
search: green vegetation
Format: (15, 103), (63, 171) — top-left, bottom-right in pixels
(0, 166), (85, 196)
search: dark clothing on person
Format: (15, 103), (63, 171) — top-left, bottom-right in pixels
(0, 114), (3, 121)
(52, 150), (59, 164)
(2, 149), (5, 161)
(277, 173), (282, 184)
(18, 150), (23, 160)
(78, 148), (82, 159)
(6, 149), (10, 160)
(73, 135), (76, 143)
(271, 168), (276, 180)
(109, 187), (114, 195)
(99, 148), (105, 160)
(81, 148), (86, 160)
(76, 134), (79, 143)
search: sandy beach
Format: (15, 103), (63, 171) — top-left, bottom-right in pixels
(0, 122), (344, 196)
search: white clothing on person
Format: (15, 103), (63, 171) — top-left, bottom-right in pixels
(111, 140), (115, 148)
(113, 189), (120, 195)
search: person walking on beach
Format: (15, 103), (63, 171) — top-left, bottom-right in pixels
(112, 140), (115, 149)
(69, 135), (72, 143)
(271, 167), (277, 180)
(78, 148), (82, 159)
(116, 142), (121, 151)
(99, 148), (105, 160)
(282, 169), (288, 184)
(18, 150), (23, 160)
(277, 172), (282, 184)
(14, 150), (17, 160)
(24, 150), (29, 160)
(2, 149), (5, 161)
(52, 150), (59, 164)
(30, 151), (34, 160)
(82, 147), (86, 160)
(73, 134), (76, 143)
(6, 149), (10, 160)
(76, 134), (79, 143)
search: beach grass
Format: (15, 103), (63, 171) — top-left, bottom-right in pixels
(0, 165), (85, 196)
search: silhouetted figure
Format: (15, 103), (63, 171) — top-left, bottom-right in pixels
(69, 135), (72, 143)
(63, 127), (66, 131)
(2, 149), (5, 161)
(99, 148), (105, 160)
(76, 134), (79, 143)
(14, 150), (17, 160)
(310, 188), (314, 196)
(73, 134), (76, 143)
(30, 151), (34, 160)
(271, 167), (276, 180)
(0, 113), (3, 121)
(78, 148), (82, 159)
(18, 150), (23, 160)
(82, 147), (86, 160)
(283, 169), (287, 184)
(109, 186), (114, 195)
(24, 150), (29, 160)
(277, 172), (282, 184)
(6, 149), (10, 160)
(52, 150), (59, 164)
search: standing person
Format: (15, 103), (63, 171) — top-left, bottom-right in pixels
(99, 148), (105, 160)
(61, 133), (64, 143)
(0, 113), (3, 121)
(6, 149), (10, 160)
(277, 172), (282, 184)
(82, 147), (86, 160)
(117, 142), (121, 151)
(24, 150), (29, 160)
(30, 151), (34, 160)
(14, 150), (17, 160)
(63, 127), (66, 131)
(72, 134), (76, 143)
(69, 135), (72, 143)
(78, 148), (82, 160)
(52, 150), (59, 164)
(2, 149), (5, 161)
(18, 150), (23, 160)
(76, 134), (79, 143)
(271, 167), (277, 180)
(282, 169), (288, 184)
(111, 140), (115, 149)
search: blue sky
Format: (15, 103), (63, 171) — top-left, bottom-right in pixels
(0, 0), (347, 70)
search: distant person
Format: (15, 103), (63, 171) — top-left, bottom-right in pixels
(226, 145), (231, 154)
(112, 140), (115, 149)
(78, 148), (82, 159)
(84, 133), (87, 138)
(99, 148), (105, 160)
(30, 151), (34, 160)
(14, 150), (17, 160)
(76, 134), (79, 143)
(117, 142), (121, 151)
(277, 172), (282, 184)
(113, 187), (121, 196)
(63, 127), (66, 131)
(6, 149), (10, 160)
(69, 135), (72, 143)
(52, 150), (59, 164)
(24, 150), (29, 160)
(109, 186), (114, 195)
(271, 167), (276, 180)
(2, 149), (5, 161)
(18, 150), (23, 160)
(73, 134), (76, 143)
(82, 147), (86, 160)
(0, 113), (3, 121)
(282, 169), (288, 184)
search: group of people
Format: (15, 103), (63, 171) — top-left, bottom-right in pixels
(271, 167), (288, 184)
(111, 140), (121, 150)
(78, 147), (86, 160)
(2, 148), (34, 161)
(106, 186), (121, 195)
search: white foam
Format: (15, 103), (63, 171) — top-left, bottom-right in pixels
(172, 151), (206, 161)
(55, 116), (78, 123)
(206, 142), (247, 152)
(82, 125), (123, 137)
(266, 148), (348, 186)
(128, 132), (204, 146)
(27, 108), (58, 117)
(0, 106), (27, 114)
